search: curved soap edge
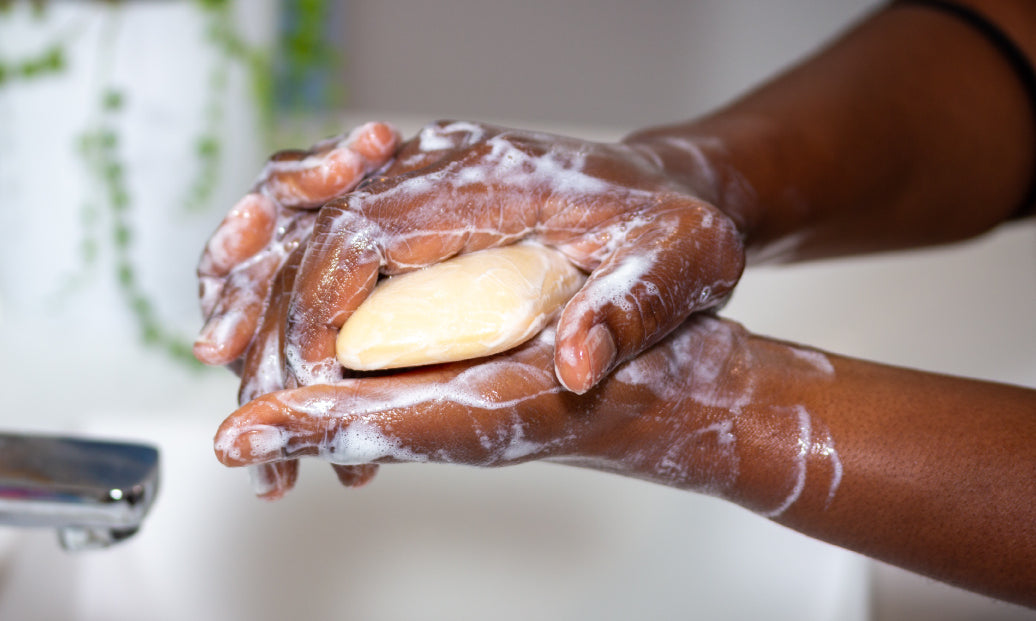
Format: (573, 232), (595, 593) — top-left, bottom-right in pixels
(336, 242), (586, 370)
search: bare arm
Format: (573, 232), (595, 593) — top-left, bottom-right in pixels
(706, 335), (1036, 606)
(197, 2), (1036, 553)
(625, 0), (1036, 262)
(213, 315), (1036, 607)
(195, 2), (1036, 400)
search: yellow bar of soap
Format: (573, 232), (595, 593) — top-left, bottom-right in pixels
(336, 242), (586, 370)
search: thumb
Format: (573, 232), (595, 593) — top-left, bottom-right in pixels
(554, 198), (744, 393)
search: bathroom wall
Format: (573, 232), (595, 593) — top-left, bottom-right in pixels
(339, 0), (881, 126)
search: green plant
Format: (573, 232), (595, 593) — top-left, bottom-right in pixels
(1, 0), (342, 367)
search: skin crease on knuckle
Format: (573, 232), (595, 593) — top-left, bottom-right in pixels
(216, 316), (843, 519)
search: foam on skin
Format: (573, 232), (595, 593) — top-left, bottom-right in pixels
(197, 122), (401, 368)
(611, 316), (842, 510)
(215, 121), (773, 500)
(219, 315), (843, 520)
(282, 122), (748, 391)
(261, 122), (401, 208)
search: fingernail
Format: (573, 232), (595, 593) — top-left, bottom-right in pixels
(193, 312), (242, 364)
(214, 424), (285, 466)
(585, 323), (618, 386)
(192, 323), (223, 364)
(562, 323), (617, 394)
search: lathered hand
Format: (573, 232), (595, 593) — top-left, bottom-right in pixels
(215, 306), (1036, 608)
(282, 120), (747, 394)
(215, 313), (841, 519)
(194, 122), (400, 499)
(194, 121), (401, 367)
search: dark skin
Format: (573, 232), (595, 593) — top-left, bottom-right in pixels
(197, 1), (1036, 607)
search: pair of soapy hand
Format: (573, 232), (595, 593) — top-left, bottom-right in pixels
(196, 120), (749, 499)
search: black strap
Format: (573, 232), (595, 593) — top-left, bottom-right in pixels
(898, 0), (1036, 219)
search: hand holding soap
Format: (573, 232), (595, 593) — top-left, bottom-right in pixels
(336, 242), (585, 370)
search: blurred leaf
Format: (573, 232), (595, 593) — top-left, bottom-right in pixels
(102, 89), (123, 111)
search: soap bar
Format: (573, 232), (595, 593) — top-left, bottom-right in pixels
(336, 242), (585, 370)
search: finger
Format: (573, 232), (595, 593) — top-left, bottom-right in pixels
(197, 193), (277, 315)
(284, 202), (382, 385)
(248, 461), (298, 501)
(194, 251), (281, 366)
(380, 120), (493, 176)
(341, 120), (400, 162)
(212, 385), (532, 468)
(263, 121), (401, 208)
(553, 198), (745, 394)
(237, 245), (300, 404)
(236, 246), (307, 498)
(332, 464), (379, 488)
(215, 338), (572, 469)
(363, 151), (544, 271)
(197, 209), (316, 366)
(198, 193), (278, 280)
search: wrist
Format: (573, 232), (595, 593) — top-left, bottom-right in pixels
(623, 114), (809, 260)
(731, 403), (843, 522)
(581, 317), (840, 514)
(670, 326), (845, 520)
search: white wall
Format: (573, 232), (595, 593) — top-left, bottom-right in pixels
(341, 0), (881, 128)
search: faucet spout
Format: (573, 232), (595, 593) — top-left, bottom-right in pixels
(0, 432), (159, 551)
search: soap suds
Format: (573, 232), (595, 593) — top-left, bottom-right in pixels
(211, 122), (846, 515)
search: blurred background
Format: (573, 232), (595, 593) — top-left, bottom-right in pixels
(0, 0), (1033, 619)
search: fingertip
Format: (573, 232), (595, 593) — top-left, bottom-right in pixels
(194, 312), (246, 366)
(193, 324), (228, 366)
(192, 337), (223, 366)
(249, 462), (299, 500)
(349, 121), (401, 162)
(214, 403), (288, 467)
(555, 322), (617, 394)
(203, 193), (277, 277)
(215, 426), (282, 467)
(332, 464), (379, 488)
(264, 148), (363, 207)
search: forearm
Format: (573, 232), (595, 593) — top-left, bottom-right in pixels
(735, 338), (1036, 606)
(581, 321), (1035, 605)
(625, 2), (1036, 262)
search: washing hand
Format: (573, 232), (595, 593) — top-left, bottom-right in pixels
(215, 312), (842, 518)
(194, 121), (401, 370)
(277, 120), (747, 396)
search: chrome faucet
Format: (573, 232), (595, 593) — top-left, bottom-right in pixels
(0, 432), (159, 551)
